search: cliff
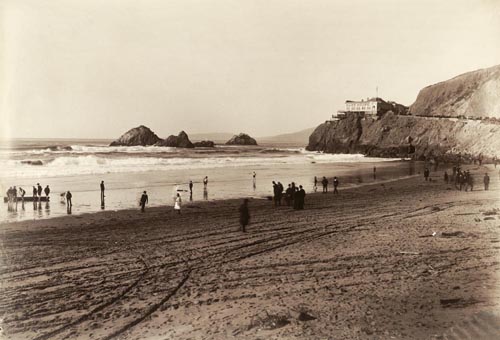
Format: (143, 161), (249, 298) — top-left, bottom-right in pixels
(307, 65), (500, 161)
(307, 112), (500, 161)
(409, 64), (500, 118)
(110, 125), (161, 146)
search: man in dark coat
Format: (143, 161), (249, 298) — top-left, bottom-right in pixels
(293, 189), (299, 210)
(333, 177), (339, 194)
(100, 181), (105, 203)
(66, 191), (72, 207)
(140, 191), (148, 212)
(277, 182), (284, 206)
(321, 176), (328, 193)
(239, 199), (250, 232)
(484, 173), (490, 190)
(424, 168), (430, 181)
(37, 183), (42, 197)
(298, 185), (306, 209)
(273, 181), (281, 207)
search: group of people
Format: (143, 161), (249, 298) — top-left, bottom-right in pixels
(5, 186), (24, 203)
(5, 183), (50, 203)
(314, 176), (340, 194)
(442, 166), (491, 191)
(272, 181), (306, 209)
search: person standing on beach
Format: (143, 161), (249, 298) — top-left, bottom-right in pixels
(293, 188), (300, 210)
(424, 168), (430, 181)
(333, 177), (339, 194)
(174, 193), (182, 214)
(444, 171), (449, 184)
(19, 187), (26, 203)
(66, 191), (72, 207)
(285, 184), (293, 206)
(373, 166), (377, 180)
(298, 185), (306, 209)
(277, 182), (284, 205)
(32, 186), (37, 198)
(239, 199), (250, 232)
(189, 180), (193, 195)
(37, 183), (42, 198)
(252, 172), (256, 186)
(468, 171), (474, 191)
(140, 191), (148, 212)
(484, 173), (490, 191)
(203, 176), (208, 189)
(44, 185), (50, 198)
(321, 176), (328, 193)
(313, 176), (318, 192)
(100, 181), (105, 203)
(272, 181), (280, 207)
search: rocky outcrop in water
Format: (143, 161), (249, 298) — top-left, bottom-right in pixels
(21, 160), (44, 166)
(193, 140), (215, 147)
(110, 125), (161, 146)
(155, 131), (194, 148)
(225, 133), (257, 146)
(409, 64), (500, 119)
(307, 65), (500, 161)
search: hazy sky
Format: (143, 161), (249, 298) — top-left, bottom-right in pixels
(1, 0), (499, 139)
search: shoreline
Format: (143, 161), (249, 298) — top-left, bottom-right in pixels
(0, 173), (421, 228)
(1, 167), (499, 339)
(0, 158), (421, 223)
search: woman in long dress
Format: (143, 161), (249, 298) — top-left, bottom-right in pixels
(174, 193), (182, 214)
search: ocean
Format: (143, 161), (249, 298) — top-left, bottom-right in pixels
(0, 139), (418, 222)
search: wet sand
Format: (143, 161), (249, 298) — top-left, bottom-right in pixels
(1, 166), (499, 340)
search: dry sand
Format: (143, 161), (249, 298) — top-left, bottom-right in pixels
(1, 166), (499, 340)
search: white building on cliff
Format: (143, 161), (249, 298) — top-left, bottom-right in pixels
(333, 97), (407, 119)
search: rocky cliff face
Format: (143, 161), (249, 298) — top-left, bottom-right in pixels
(409, 64), (500, 118)
(307, 65), (500, 161)
(307, 112), (500, 161)
(110, 125), (161, 146)
(155, 131), (194, 148)
(225, 133), (258, 145)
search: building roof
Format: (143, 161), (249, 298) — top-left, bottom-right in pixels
(345, 97), (387, 104)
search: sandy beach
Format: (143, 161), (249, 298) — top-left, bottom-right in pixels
(1, 166), (499, 340)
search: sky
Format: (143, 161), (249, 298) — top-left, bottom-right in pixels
(1, 0), (500, 139)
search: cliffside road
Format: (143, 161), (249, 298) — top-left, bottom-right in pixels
(1, 167), (499, 340)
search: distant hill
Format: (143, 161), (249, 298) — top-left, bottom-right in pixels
(259, 127), (315, 145)
(190, 128), (315, 145)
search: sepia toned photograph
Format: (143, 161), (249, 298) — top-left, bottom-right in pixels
(1, 0), (499, 339)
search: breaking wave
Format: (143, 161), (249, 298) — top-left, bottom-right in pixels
(1, 153), (399, 179)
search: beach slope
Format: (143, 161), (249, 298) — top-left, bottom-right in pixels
(0, 169), (499, 340)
